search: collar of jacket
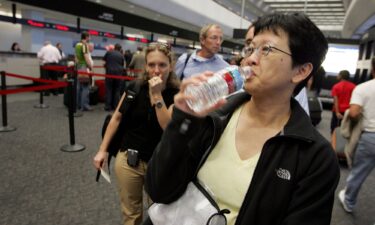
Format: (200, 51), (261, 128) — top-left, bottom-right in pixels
(210, 91), (316, 143)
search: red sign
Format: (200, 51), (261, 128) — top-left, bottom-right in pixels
(55, 24), (69, 31)
(27, 20), (44, 28)
(88, 30), (99, 36)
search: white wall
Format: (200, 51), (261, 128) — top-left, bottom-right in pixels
(0, 22), (23, 52)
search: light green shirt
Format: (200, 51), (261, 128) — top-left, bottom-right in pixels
(75, 41), (89, 66)
(197, 104), (260, 225)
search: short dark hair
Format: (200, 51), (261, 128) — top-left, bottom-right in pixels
(338, 70), (350, 80)
(253, 12), (328, 95)
(81, 31), (90, 40)
(114, 43), (122, 51)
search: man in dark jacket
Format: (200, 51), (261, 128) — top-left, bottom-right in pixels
(145, 12), (340, 225)
(103, 43), (125, 111)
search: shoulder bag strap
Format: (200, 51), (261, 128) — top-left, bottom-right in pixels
(180, 53), (192, 81)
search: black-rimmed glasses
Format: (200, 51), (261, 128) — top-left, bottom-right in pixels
(241, 44), (292, 58)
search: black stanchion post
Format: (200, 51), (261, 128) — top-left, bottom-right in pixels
(71, 64), (82, 117)
(0, 71), (16, 132)
(60, 76), (85, 152)
(34, 65), (49, 109)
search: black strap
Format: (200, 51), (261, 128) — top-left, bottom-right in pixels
(180, 53), (192, 80)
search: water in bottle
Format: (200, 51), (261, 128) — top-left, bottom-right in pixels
(184, 65), (251, 112)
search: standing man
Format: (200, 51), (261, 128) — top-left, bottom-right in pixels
(103, 43), (125, 111)
(128, 46), (145, 78)
(330, 70), (356, 133)
(175, 24), (229, 80)
(37, 41), (61, 96)
(242, 24), (310, 115)
(338, 57), (375, 213)
(75, 31), (93, 111)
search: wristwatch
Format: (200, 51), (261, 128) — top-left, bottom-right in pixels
(154, 100), (164, 109)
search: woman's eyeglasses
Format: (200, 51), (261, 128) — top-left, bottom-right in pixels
(241, 44), (292, 58)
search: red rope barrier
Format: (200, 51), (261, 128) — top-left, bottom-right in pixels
(0, 72), (68, 95)
(40, 65), (139, 80)
(76, 70), (135, 81)
(5, 72), (64, 84)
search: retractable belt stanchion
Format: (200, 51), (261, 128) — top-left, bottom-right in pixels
(34, 66), (49, 109)
(60, 66), (85, 152)
(0, 71), (16, 132)
(72, 65), (82, 117)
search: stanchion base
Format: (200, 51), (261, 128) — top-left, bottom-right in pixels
(34, 104), (49, 109)
(66, 111), (83, 117)
(74, 111), (83, 117)
(60, 143), (85, 152)
(0, 126), (17, 132)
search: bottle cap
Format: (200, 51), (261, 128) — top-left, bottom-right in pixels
(240, 66), (252, 79)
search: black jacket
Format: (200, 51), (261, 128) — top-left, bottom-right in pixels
(145, 92), (340, 225)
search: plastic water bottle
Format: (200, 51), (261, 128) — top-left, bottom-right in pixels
(184, 65), (251, 112)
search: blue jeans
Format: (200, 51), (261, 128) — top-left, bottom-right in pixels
(345, 132), (375, 210)
(77, 81), (90, 110)
(76, 65), (90, 110)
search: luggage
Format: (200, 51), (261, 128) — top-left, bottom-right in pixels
(89, 85), (99, 105)
(95, 80), (106, 102)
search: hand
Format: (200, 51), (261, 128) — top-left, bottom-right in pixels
(148, 76), (164, 105)
(93, 151), (107, 170)
(336, 112), (343, 119)
(174, 71), (227, 117)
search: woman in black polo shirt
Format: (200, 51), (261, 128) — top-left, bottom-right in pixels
(93, 43), (179, 225)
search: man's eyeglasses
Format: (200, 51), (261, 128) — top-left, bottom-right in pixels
(148, 42), (171, 51)
(241, 44), (292, 58)
(207, 35), (223, 43)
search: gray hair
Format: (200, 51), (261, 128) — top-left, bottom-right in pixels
(199, 24), (222, 40)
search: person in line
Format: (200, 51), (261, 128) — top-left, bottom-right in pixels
(128, 46), (146, 78)
(103, 43), (125, 111)
(93, 43), (179, 225)
(124, 49), (133, 69)
(11, 42), (21, 52)
(330, 70), (356, 134)
(175, 24), (229, 80)
(55, 42), (67, 81)
(37, 41), (61, 96)
(145, 13), (340, 225)
(56, 42), (66, 59)
(338, 57), (375, 213)
(242, 23), (310, 115)
(75, 31), (93, 111)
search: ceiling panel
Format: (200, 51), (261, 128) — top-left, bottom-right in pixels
(214, 0), (348, 37)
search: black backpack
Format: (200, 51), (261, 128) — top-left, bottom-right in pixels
(101, 80), (142, 167)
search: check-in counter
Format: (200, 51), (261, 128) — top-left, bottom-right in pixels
(0, 51), (40, 86)
(0, 51), (105, 86)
